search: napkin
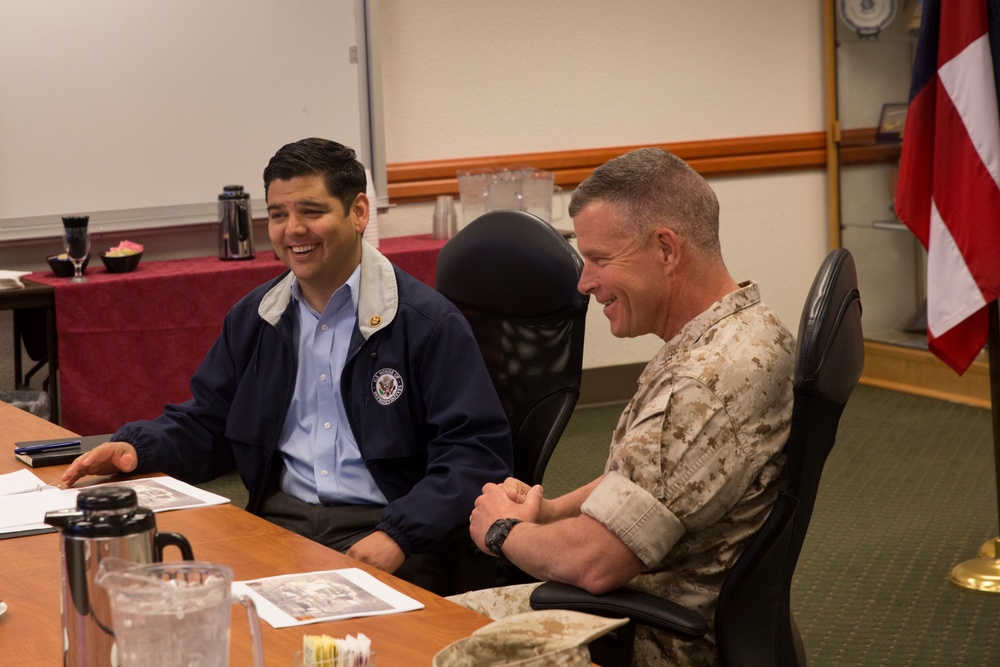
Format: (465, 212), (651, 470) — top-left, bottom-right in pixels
(0, 270), (31, 290)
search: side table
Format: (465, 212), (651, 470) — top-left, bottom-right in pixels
(0, 280), (58, 423)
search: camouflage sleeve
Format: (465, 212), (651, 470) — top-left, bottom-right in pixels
(585, 377), (758, 565)
(581, 471), (683, 567)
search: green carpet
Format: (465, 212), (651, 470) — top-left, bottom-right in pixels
(794, 385), (1000, 666)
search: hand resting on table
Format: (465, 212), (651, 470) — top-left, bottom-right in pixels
(60, 441), (137, 487)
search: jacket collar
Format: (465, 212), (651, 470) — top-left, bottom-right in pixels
(258, 239), (399, 340)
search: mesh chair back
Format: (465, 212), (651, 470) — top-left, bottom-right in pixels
(436, 210), (589, 485)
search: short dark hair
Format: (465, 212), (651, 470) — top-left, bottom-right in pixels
(263, 138), (366, 213)
(569, 147), (721, 256)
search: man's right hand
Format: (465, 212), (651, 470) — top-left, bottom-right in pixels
(60, 442), (138, 487)
(501, 477), (558, 523)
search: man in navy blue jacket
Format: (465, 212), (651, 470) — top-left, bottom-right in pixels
(63, 138), (513, 593)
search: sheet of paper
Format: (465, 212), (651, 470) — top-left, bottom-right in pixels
(0, 483), (75, 535)
(0, 475), (230, 537)
(0, 269), (30, 289)
(0, 469), (54, 495)
(233, 568), (425, 629)
(94, 477), (229, 512)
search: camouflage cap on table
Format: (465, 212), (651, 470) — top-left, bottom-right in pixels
(433, 609), (628, 666)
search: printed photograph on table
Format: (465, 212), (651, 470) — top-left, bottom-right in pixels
(234, 568), (423, 628)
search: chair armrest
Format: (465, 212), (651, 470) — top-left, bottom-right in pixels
(529, 581), (708, 641)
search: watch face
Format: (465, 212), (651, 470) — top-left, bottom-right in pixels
(485, 522), (502, 542)
(485, 521), (505, 555)
(485, 518), (519, 557)
(838, 0), (897, 35)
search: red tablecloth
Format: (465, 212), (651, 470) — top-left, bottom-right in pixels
(27, 235), (447, 434)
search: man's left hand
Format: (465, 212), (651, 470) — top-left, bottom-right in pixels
(346, 531), (405, 574)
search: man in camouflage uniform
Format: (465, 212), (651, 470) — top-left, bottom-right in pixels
(451, 147), (795, 666)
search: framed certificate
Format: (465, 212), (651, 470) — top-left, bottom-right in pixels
(875, 103), (908, 143)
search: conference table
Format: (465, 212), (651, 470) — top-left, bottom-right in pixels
(26, 235), (447, 435)
(0, 401), (491, 665)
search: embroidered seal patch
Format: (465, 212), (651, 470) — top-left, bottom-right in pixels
(372, 368), (404, 405)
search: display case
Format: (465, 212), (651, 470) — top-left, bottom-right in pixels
(824, 0), (990, 405)
(830, 1), (919, 343)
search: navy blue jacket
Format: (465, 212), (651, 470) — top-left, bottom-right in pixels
(115, 241), (513, 556)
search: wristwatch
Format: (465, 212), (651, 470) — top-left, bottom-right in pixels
(485, 518), (522, 558)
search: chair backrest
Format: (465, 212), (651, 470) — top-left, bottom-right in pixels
(435, 210), (589, 485)
(714, 248), (864, 667)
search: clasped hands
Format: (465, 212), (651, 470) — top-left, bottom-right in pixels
(469, 477), (545, 554)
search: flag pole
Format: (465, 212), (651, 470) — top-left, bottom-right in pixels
(948, 298), (1000, 591)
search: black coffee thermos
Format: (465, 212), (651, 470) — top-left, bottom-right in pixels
(218, 185), (255, 260)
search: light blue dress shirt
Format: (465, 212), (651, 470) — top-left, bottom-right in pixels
(277, 265), (388, 505)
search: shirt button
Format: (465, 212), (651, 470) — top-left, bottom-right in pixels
(319, 374), (327, 382)
(321, 324), (329, 331)
(321, 470), (329, 477)
(324, 422), (332, 429)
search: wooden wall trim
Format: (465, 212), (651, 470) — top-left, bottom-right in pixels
(386, 131), (839, 203)
(861, 341), (990, 409)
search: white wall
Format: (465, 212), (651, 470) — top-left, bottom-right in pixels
(373, 0), (829, 368)
(378, 0), (824, 157)
(0, 0), (830, 396)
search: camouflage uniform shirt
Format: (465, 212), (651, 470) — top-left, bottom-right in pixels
(580, 280), (794, 666)
(449, 282), (794, 666)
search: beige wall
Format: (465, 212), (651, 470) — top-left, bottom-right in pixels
(0, 0), (830, 395)
(379, 1), (824, 158)
(373, 0), (829, 367)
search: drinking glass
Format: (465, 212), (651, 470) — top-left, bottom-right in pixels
(61, 215), (90, 283)
(98, 560), (264, 667)
(456, 168), (493, 225)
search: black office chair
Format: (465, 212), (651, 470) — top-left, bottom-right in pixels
(436, 209), (589, 591)
(436, 209), (589, 486)
(530, 248), (864, 667)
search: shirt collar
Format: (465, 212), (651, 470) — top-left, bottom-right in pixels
(656, 280), (761, 363)
(290, 263), (362, 318)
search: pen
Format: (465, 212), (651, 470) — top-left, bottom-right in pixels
(14, 440), (82, 455)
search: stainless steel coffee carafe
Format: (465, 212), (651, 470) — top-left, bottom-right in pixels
(44, 486), (194, 667)
(218, 184), (255, 260)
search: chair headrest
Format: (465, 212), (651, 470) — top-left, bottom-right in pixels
(436, 210), (587, 317)
(795, 248), (864, 404)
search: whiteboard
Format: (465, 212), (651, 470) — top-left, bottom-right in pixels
(0, 0), (379, 242)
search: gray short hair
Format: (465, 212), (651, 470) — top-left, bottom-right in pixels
(569, 148), (721, 255)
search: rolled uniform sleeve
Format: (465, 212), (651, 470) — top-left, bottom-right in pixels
(582, 472), (683, 567)
(591, 371), (778, 570)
